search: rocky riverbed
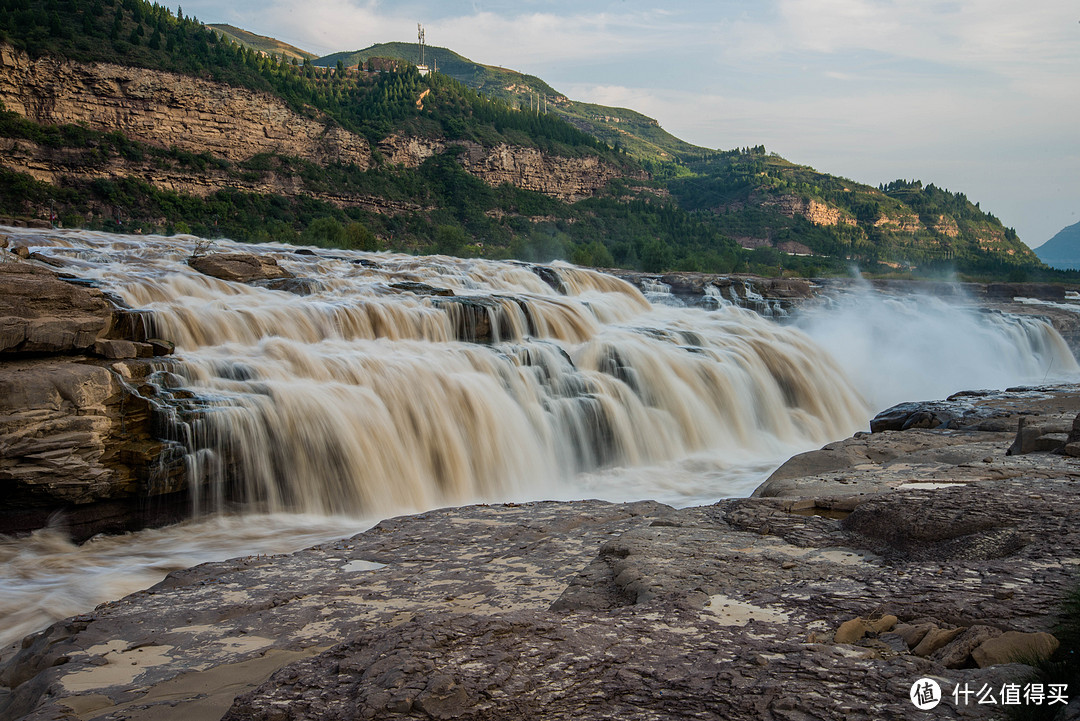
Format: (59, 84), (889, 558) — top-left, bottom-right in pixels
(3, 384), (1080, 720)
(5, 238), (1080, 719)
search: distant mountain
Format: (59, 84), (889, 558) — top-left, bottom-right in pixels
(315, 43), (703, 163)
(207, 24), (316, 62)
(1035, 221), (1080, 270)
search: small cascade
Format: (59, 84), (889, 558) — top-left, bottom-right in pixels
(794, 289), (1080, 410)
(701, 284), (734, 310)
(638, 277), (685, 308)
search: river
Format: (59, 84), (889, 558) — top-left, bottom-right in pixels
(1, 227), (1076, 650)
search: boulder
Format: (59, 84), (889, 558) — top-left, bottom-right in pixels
(389, 281), (456, 297)
(834, 617), (867, 643)
(931, 625), (1002, 668)
(971, 631), (1060, 668)
(893, 622), (935, 649)
(1007, 417), (1072, 455)
(912, 626), (965, 657)
(92, 338), (139, 359)
(187, 253), (294, 283)
(147, 338), (175, 356)
(251, 277), (322, 295)
(0, 262), (114, 354)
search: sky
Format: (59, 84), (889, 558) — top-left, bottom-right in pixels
(183, 0), (1079, 248)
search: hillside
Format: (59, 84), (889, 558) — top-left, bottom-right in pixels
(315, 41), (1042, 276)
(1036, 221), (1080, 270)
(207, 23), (317, 62)
(315, 43), (703, 164)
(670, 151), (1040, 274)
(0, 4), (1061, 280)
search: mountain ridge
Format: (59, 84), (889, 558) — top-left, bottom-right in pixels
(0, 3), (1060, 279)
(1035, 221), (1080, 270)
(207, 23), (317, 62)
(314, 42), (704, 164)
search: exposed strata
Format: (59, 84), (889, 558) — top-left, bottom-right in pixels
(0, 136), (424, 215)
(5, 384), (1080, 718)
(761, 194), (858, 228)
(456, 142), (645, 203)
(0, 43), (632, 212)
(0, 257), (184, 539)
(0, 44), (370, 166)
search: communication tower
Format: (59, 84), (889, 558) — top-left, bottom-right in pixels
(417, 23), (430, 76)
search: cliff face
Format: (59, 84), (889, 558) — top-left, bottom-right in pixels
(763, 194), (857, 228)
(0, 260), (186, 539)
(374, 134), (642, 202)
(459, 142), (643, 202)
(0, 136), (424, 216)
(0, 44), (371, 167)
(0, 43), (629, 210)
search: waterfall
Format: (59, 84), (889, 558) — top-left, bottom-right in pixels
(3, 226), (1079, 649)
(794, 289), (1080, 411)
(10, 229), (872, 517)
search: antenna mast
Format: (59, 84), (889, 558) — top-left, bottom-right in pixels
(417, 23), (425, 67)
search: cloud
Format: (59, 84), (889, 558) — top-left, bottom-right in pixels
(179, 0), (1079, 245)
(770, 0), (1080, 90)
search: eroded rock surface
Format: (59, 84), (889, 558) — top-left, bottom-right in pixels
(3, 456), (1079, 720)
(757, 385), (1080, 499)
(0, 259), (186, 537)
(186, 253), (294, 283)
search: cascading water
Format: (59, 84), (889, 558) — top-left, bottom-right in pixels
(793, 287), (1080, 410)
(1, 226), (1077, 650)
(7, 229), (872, 519)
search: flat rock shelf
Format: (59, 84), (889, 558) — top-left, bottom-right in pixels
(5, 386), (1080, 719)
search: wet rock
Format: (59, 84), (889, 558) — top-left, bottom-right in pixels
(147, 338), (175, 356)
(0, 358), (188, 537)
(530, 265), (567, 294)
(971, 631), (1060, 668)
(931, 625), (1002, 668)
(0, 263), (114, 354)
(0, 263), (186, 537)
(251, 277), (322, 295)
(92, 338), (138, 359)
(912, 627), (965, 657)
(870, 396), (1010, 432)
(388, 281), (455, 297)
(187, 253), (294, 283)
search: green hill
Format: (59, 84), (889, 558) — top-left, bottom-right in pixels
(1035, 221), (1080, 270)
(315, 43), (702, 164)
(670, 151), (1040, 273)
(207, 23), (316, 62)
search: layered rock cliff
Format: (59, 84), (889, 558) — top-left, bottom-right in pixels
(0, 43), (630, 211)
(762, 194), (858, 228)
(0, 257), (185, 539)
(0, 44), (371, 167)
